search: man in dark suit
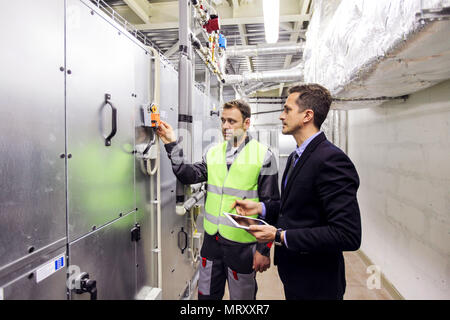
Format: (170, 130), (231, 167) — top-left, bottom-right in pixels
(232, 84), (362, 300)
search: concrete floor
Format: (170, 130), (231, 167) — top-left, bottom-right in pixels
(220, 250), (395, 300)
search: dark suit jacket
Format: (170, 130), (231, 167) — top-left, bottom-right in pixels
(264, 132), (362, 299)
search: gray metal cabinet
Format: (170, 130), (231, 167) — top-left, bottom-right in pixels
(0, 0), (211, 300)
(0, 0), (66, 269)
(65, 0), (137, 242)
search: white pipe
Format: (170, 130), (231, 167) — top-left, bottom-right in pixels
(224, 68), (303, 85)
(183, 189), (206, 212)
(226, 42), (304, 57)
(146, 158), (158, 176)
(146, 46), (162, 290)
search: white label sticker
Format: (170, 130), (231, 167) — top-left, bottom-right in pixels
(36, 254), (65, 283)
(0, 287), (4, 300)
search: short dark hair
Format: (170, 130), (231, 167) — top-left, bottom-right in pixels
(288, 84), (332, 129)
(223, 99), (251, 120)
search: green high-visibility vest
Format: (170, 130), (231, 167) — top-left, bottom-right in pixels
(204, 139), (268, 243)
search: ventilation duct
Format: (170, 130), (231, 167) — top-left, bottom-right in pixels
(226, 42), (304, 57)
(303, 0), (450, 109)
(243, 82), (266, 96)
(224, 68), (303, 85)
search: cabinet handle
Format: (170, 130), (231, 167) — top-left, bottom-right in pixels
(104, 93), (117, 147)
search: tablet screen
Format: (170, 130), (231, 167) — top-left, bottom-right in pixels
(223, 212), (269, 230)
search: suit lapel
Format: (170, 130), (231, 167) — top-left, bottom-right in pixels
(281, 133), (326, 207)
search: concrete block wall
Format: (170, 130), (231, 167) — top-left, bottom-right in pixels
(347, 80), (450, 299)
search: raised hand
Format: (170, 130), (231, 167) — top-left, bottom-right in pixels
(155, 120), (177, 144)
(231, 199), (262, 216)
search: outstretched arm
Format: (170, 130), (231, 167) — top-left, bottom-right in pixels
(157, 120), (208, 184)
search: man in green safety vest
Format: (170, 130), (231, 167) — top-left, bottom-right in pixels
(156, 100), (280, 300)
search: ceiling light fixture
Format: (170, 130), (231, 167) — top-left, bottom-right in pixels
(263, 0), (280, 44)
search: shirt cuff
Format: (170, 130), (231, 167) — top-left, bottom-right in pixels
(164, 141), (177, 153)
(260, 202), (266, 220)
(283, 230), (289, 248)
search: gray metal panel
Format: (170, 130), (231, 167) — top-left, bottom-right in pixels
(202, 96), (222, 153)
(1, 247), (67, 300)
(158, 62), (181, 299)
(0, 238), (66, 287)
(192, 87), (205, 163)
(133, 46), (158, 290)
(158, 61), (200, 299)
(65, 0), (137, 241)
(68, 212), (136, 300)
(135, 174), (158, 291)
(0, 0), (66, 268)
(191, 87), (207, 249)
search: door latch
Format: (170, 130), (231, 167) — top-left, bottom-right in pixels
(131, 223), (141, 242)
(74, 272), (97, 300)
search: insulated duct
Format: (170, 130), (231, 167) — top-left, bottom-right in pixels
(243, 82), (266, 96)
(224, 68), (303, 85)
(303, 0), (450, 109)
(226, 42), (304, 57)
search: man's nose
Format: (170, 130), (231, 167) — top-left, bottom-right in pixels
(279, 112), (285, 121)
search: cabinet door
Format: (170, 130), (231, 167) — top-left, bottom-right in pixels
(0, 0), (66, 268)
(65, 0), (137, 241)
(68, 213), (136, 300)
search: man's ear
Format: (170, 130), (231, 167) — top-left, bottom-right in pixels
(244, 117), (251, 129)
(303, 109), (314, 124)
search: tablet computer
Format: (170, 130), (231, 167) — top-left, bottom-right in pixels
(223, 212), (269, 230)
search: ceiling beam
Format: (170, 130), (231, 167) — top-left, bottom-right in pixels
(112, 0), (306, 30)
(280, 22), (294, 32)
(134, 0), (308, 30)
(238, 24), (253, 72)
(123, 0), (151, 24)
(136, 14), (309, 31)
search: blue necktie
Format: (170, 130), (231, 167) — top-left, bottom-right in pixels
(284, 152), (299, 187)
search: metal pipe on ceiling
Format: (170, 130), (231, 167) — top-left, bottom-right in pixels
(226, 42), (304, 57)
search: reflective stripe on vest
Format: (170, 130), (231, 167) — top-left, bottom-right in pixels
(207, 185), (259, 199)
(204, 212), (236, 228)
(204, 139), (268, 243)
